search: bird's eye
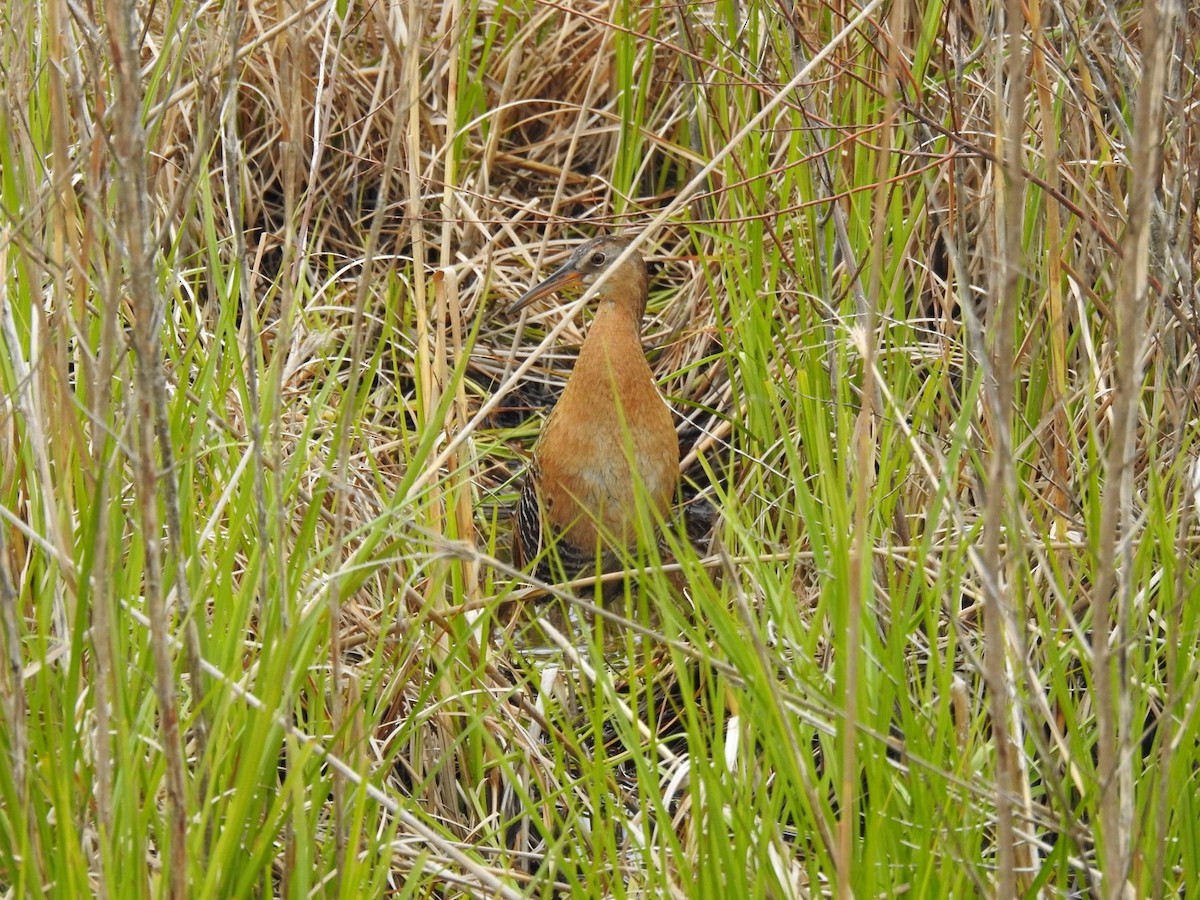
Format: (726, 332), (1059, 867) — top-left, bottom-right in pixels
(590, 252), (607, 267)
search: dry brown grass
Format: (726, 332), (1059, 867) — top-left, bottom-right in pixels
(1, 0), (1198, 894)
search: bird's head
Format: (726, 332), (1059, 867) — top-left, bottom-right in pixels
(508, 236), (648, 320)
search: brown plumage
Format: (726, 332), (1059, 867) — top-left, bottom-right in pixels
(509, 236), (679, 577)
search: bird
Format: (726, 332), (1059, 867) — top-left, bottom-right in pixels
(508, 235), (679, 578)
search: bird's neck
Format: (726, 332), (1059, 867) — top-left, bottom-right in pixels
(577, 300), (645, 374)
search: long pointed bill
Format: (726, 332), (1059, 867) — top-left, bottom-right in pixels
(507, 263), (584, 315)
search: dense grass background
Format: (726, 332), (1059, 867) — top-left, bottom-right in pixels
(1, 0), (1197, 896)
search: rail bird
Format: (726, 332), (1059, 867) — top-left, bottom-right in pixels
(508, 236), (679, 577)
